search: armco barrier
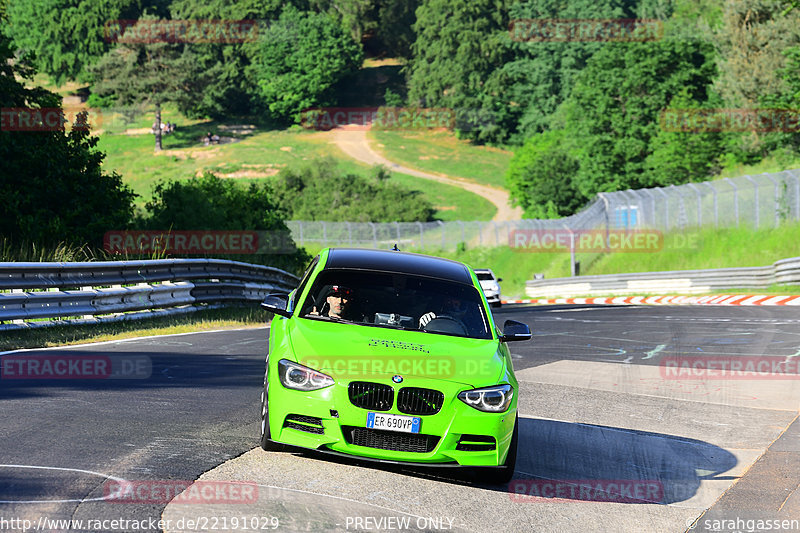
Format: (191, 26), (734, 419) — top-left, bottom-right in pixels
(0, 259), (299, 331)
(525, 256), (800, 298)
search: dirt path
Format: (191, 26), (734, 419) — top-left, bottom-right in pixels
(331, 128), (522, 222)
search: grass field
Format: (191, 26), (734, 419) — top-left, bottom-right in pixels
(369, 130), (513, 189)
(93, 107), (496, 220)
(408, 221), (800, 297)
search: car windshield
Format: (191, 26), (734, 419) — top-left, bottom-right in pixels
(300, 269), (492, 339)
(476, 272), (494, 281)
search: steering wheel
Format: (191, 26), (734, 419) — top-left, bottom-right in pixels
(422, 315), (468, 335)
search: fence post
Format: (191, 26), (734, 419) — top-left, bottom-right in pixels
(703, 182), (718, 227)
(322, 221), (327, 246)
(563, 223), (577, 277)
(417, 221), (424, 249)
(369, 222), (377, 248)
(793, 169), (800, 221)
(458, 220), (465, 248)
(639, 188), (657, 228)
(654, 187), (670, 230)
(763, 173), (779, 228)
(395, 221), (400, 243)
(346, 222), (353, 245)
(597, 192), (611, 240)
(439, 220), (445, 250)
(744, 175), (758, 228)
(724, 177), (739, 227)
(298, 221), (304, 247)
(686, 183), (702, 227)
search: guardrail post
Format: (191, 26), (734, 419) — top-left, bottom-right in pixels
(744, 175), (758, 228)
(724, 177), (739, 227)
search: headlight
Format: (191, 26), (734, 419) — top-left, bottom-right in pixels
(458, 384), (513, 412)
(278, 360), (334, 391)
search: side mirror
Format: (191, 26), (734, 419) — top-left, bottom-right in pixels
(499, 320), (531, 342)
(497, 278), (503, 282)
(261, 293), (291, 318)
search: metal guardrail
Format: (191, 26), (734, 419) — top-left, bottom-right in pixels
(525, 257), (800, 298)
(0, 259), (299, 331)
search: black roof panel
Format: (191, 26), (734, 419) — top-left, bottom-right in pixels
(324, 248), (473, 284)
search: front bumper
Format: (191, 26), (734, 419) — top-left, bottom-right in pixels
(267, 377), (516, 467)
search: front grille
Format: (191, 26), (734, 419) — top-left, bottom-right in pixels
(456, 434), (496, 451)
(283, 414), (324, 434)
(397, 387), (444, 416)
(342, 426), (439, 453)
(348, 382), (394, 411)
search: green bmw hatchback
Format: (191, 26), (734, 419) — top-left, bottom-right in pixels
(259, 248), (531, 483)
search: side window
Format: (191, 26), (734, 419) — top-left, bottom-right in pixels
(290, 256), (319, 311)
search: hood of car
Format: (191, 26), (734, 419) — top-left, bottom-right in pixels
(287, 317), (504, 387)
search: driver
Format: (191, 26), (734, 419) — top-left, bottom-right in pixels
(310, 285), (357, 320)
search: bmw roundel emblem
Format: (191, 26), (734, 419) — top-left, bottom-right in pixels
(392, 375), (403, 383)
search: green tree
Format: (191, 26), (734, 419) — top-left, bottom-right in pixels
(272, 159), (435, 222)
(714, 0), (800, 109)
(563, 38), (717, 198)
(375, 0), (419, 58)
(505, 131), (586, 217)
(138, 173), (308, 272)
(168, 0), (287, 118)
(5, 0), (165, 84)
(713, 0), (800, 156)
(254, 6), (363, 121)
(495, 0), (644, 143)
(644, 90), (728, 186)
(407, 0), (512, 142)
(88, 14), (210, 150)
(0, 27), (135, 248)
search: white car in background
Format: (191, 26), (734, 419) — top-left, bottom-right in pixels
(474, 268), (503, 308)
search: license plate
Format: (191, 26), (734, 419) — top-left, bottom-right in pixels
(366, 412), (421, 434)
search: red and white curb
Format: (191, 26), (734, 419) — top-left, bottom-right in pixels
(502, 295), (800, 306)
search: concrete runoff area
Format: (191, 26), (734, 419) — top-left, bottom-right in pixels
(163, 306), (800, 532)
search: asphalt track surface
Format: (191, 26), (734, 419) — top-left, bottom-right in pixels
(1, 305), (799, 532)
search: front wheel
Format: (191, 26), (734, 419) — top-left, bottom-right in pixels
(259, 372), (284, 452)
(479, 414), (518, 485)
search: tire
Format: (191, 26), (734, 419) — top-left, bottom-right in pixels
(491, 301), (502, 309)
(259, 368), (284, 452)
(480, 414), (518, 485)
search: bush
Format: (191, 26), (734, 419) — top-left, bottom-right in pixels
(272, 159), (436, 222)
